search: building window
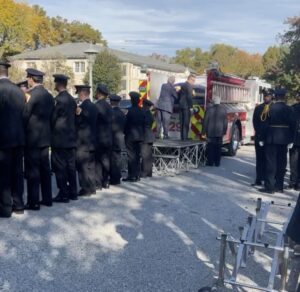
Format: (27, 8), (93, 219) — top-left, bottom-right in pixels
(122, 64), (127, 76)
(74, 61), (86, 73)
(121, 80), (127, 91)
(27, 62), (37, 69)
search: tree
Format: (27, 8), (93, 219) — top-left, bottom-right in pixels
(84, 50), (122, 95)
(0, 0), (106, 57)
(41, 56), (75, 93)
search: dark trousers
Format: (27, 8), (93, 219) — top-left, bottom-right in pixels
(0, 147), (24, 217)
(255, 141), (265, 182)
(95, 146), (111, 187)
(207, 137), (222, 166)
(126, 140), (141, 179)
(76, 149), (96, 193)
(286, 194), (300, 244)
(25, 147), (52, 206)
(110, 150), (122, 184)
(157, 110), (171, 138)
(289, 146), (300, 185)
(51, 148), (77, 198)
(264, 144), (288, 192)
(179, 109), (191, 140)
(141, 143), (153, 177)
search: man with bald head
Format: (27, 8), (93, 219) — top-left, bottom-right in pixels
(156, 76), (178, 139)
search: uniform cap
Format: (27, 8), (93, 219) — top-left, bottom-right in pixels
(143, 99), (153, 107)
(0, 60), (11, 68)
(274, 88), (286, 98)
(26, 68), (45, 77)
(16, 80), (28, 87)
(96, 84), (109, 95)
(53, 74), (69, 83)
(129, 91), (141, 101)
(75, 84), (91, 94)
(109, 94), (122, 102)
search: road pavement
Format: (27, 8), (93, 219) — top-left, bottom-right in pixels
(0, 146), (298, 292)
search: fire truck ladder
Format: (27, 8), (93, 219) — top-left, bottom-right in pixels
(210, 198), (296, 292)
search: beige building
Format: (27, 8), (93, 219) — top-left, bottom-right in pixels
(11, 42), (190, 97)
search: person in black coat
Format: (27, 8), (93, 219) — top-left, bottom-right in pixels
(23, 68), (55, 210)
(51, 74), (77, 203)
(178, 74), (196, 140)
(141, 99), (155, 177)
(286, 194), (300, 244)
(94, 84), (113, 189)
(109, 94), (126, 185)
(202, 96), (228, 167)
(288, 91), (300, 190)
(123, 91), (145, 182)
(0, 61), (25, 217)
(75, 85), (98, 196)
(259, 88), (296, 194)
(252, 89), (273, 186)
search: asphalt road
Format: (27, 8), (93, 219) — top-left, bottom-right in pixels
(0, 146), (298, 292)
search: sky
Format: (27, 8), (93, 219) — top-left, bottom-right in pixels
(28, 0), (300, 56)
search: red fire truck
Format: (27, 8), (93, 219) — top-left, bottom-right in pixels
(167, 67), (271, 156)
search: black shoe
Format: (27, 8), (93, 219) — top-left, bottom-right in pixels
(295, 184), (300, 191)
(110, 181), (121, 185)
(258, 188), (274, 194)
(275, 188), (284, 194)
(69, 195), (78, 201)
(95, 184), (102, 190)
(78, 189), (92, 197)
(287, 183), (295, 190)
(123, 177), (138, 182)
(103, 182), (110, 189)
(40, 200), (53, 207)
(53, 196), (69, 203)
(25, 204), (40, 211)
(12, 207), (24, 215)
(251, 181), (262, 187)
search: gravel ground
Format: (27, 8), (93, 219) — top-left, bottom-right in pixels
(0, 145), (299, 292)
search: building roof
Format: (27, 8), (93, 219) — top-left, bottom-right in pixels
(11, 42), (187, 73)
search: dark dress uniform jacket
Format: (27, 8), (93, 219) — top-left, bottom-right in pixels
(124, 106), (145, 142)
(76, 99), (98, 151)
(157, 82), (177, 113)
(292, 103), (300, 146)
(112, 107), (126, 151)
(51, 90), (77, 148)
(178, 82), (193, 109)
(253, 103), (267, 142)
(143, 110), (155, 143)
(0, 78), (25, 148)
(23, 85), (54, 148)
(203, 104), (228, 138)
(95, 99), (113, 147)
(263, 102), (296, 145)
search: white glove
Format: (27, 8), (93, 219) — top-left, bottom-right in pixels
(259, 141), (264, 147)
(288, 143), (294, 149)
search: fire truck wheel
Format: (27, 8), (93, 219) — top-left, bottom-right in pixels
(227, 124), (240, 156)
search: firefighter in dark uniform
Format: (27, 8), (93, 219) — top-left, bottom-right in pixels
(286, 194), (300, 245)
(94, 84), (113, 189)
(23, 68), (55, 210)
(123, 91), (145, 182)
(109, 94), (126, 185)
(178, 74), (196, 140)
(288, 90), (300, 190)
(259, 88), (296, 194)
(0, 61), (25, 217)
(51, 74), (77, 203)
(141, 99), (155, 178)
(252, 88), (273, 186)
(75, 85), (98, 196)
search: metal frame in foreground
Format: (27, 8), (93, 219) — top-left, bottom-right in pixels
(209, 198), (295, 292)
